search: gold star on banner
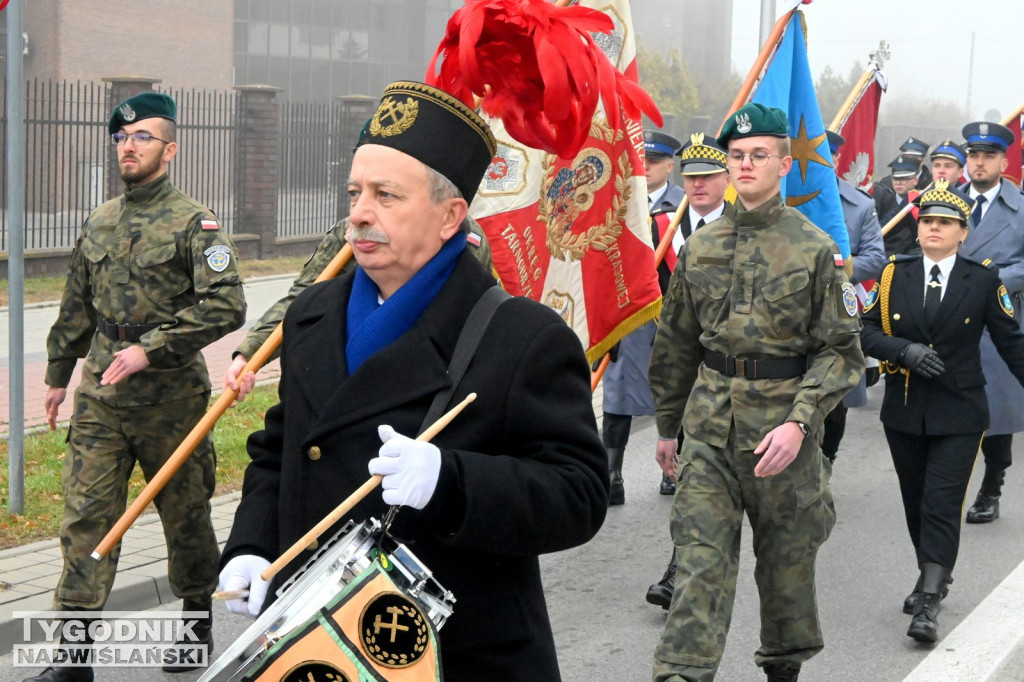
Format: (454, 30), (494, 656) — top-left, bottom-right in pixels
(790, 115), (830, 183)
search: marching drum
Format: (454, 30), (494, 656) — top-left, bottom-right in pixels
(200, 517), (454, 681)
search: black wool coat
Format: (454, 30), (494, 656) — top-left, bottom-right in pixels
(861, 254), (1024, 435)
(222, 251), (609, 680)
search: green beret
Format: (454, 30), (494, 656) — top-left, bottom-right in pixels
(718, 102), (789, 148)
(362, 81), (496, 204)
(108, 92), (177, 135)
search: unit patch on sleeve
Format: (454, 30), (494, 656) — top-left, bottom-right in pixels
(841, 282), (858, 317)
(204, 244), (231, 272)
(999, 284), (1015, 317)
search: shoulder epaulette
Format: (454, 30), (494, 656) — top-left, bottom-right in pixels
(889, 253), (919, 263)
(650, 208), (674, 218)
(958, 255), (997, 269)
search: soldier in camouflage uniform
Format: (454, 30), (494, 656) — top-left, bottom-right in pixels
(223, 216), (492, 400)
(28, 93), (246, 682)
(649, 103), (864, 682)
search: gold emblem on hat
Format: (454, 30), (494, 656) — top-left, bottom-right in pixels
(370, 96), (419, 138)
(691, 132), (705, 146)
(119, 103), (136, 122)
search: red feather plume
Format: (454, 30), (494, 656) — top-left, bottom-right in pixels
(426, 0), (662, 157)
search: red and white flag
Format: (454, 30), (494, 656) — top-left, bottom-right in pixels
(834, 70), (886, 190)
(468, 0), (661, 362)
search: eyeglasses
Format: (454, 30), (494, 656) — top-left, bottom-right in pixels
(726, 151), (784, 168)
(111, 132), (170, 146)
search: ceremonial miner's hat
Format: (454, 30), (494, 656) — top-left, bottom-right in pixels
(678, 133), (728, 175)
(888, 156), (918, 179)
(361, 81), (497, 204)
(825, 130), (845, 155)
(898, 136), (930, 157)
(962, 121), (1015, 153)
(718, 102), (789, 147)
(917, 178), (973, 223)
(108, 92), (177, 134)
(644, 130), (682, 159)
(930, 139), (967, 166)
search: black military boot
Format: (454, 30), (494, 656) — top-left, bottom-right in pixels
(645, 551), (676, 610)
(903, 572), (952, 614)
(966, 468), (1005, 523)
(763, 662), (800, 681)
(907, 563), (951, 643)
(607, 448), (625, 506)
(23, 618), (95, 682)
(163, 599), (214, 673)
(659, 472), (676, 495)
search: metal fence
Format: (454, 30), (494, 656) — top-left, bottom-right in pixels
(1, 77), (349, 255)
(1, 79), (109, 251)
(278, 99), (345, 238)
(166, 87), (237, 234)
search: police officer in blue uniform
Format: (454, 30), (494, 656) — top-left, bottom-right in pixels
(959, 121), (1024, 523)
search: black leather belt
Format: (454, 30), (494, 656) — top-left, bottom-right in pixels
(703, 349), (809, 379)
(97, 318), (160, 343)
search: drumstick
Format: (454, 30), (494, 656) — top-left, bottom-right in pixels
(212, 589), (249, 601)
(259, 392), (477, 583)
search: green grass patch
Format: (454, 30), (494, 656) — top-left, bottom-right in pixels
(0, 384), (280, 550)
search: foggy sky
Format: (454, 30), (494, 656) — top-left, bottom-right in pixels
(731, 0), (1024, 122)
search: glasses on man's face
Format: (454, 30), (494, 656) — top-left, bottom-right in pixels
(726, 151), (783, 168)
(110, 132), (170, 147)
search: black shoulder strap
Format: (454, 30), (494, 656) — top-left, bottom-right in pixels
(418, 286), (511, 434)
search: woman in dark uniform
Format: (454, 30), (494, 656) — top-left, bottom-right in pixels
(861, 179), (1024, 644)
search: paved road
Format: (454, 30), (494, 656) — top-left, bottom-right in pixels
(4, 392), (1024, 680)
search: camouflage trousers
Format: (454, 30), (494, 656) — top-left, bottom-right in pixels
(54, 391), (219, 610)
(653, 429), (836, 681)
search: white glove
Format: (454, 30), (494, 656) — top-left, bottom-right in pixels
(219, 554), (271, 618)
(368, 425), (442, 510)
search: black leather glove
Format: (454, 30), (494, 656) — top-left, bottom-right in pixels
(864, 366), (880, 387)
(899, 343), (945, 378)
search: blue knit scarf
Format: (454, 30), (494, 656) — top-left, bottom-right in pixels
(346, 232), (466, 374)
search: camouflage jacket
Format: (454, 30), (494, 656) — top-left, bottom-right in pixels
(649, 193), (864, 450)
(45, 174), (246, 406)
(234, 217), (494, 360)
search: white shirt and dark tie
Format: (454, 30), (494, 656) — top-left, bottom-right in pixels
(922, 253), (955, 328)
(969, 184), (999, 225)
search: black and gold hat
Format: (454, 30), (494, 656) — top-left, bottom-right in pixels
(718, 102), (789, 147)
(108, 92), (176, 134)
(678, 133), (727, 175)
(930, 139), (966, 166)
(361, 81), (497, 204)
(917, 178), (973, 222)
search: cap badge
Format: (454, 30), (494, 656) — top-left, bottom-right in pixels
(370, 96), (419, 138)
(979, 123), (989, 137)
(897, 156), (904, 163)
(906, 137), (914, 144)
(691, 132), (705, 145)
(736, 112), (752, 134)
(118, 103), (136, 122)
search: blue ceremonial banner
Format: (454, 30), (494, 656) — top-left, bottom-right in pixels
(752, 11), (850, 258)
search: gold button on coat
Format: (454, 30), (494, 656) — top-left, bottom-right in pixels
(308, 445), (322, 461)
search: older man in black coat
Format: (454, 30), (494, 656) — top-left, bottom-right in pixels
(218, 82), (609, 680)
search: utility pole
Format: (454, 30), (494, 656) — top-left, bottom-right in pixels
(966, 30), (975, 115)
(759, 0), (777, 50)
(6, 0), (25, 514)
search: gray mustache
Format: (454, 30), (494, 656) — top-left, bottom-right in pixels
(345, 225), (390, 244)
